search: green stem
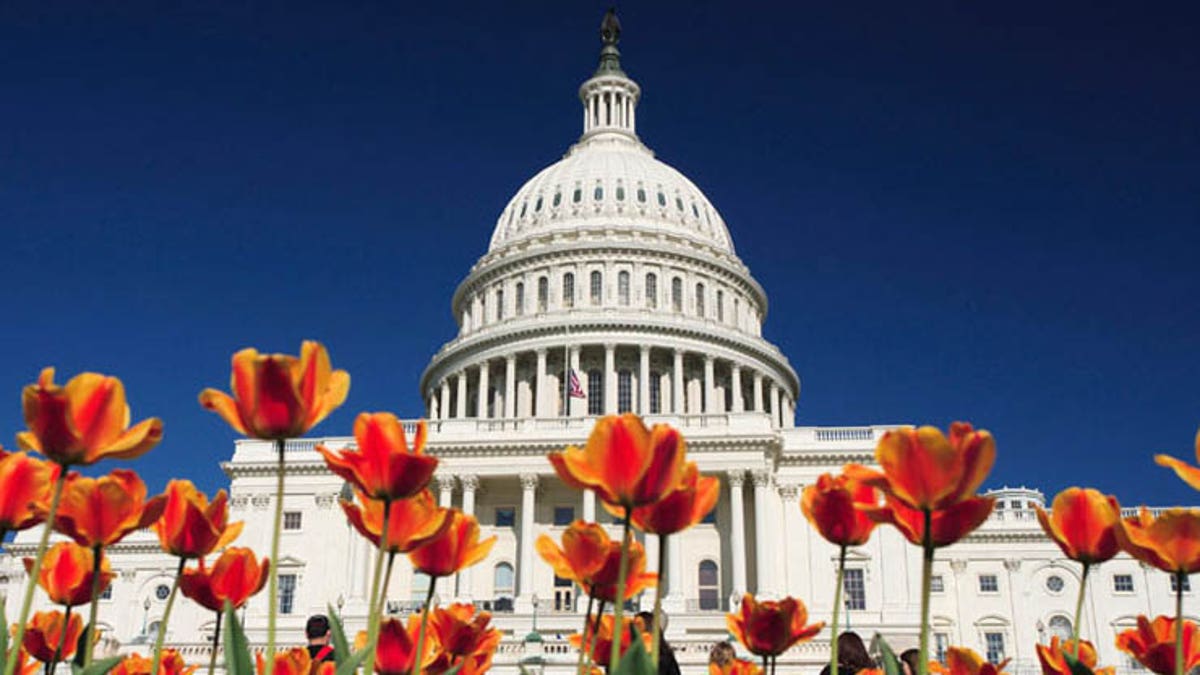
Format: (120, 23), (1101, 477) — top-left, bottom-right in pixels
(1070, 563), (1090, 658)
(651, 534), (666, 668)
(47, 605), (72, 674)
(83, 545), (105, 667)
(917, 508), (933, 675)
(1176, 571), (1185, 675)
(831, 545), (846, 675)
(376, 553), (398, 619)
(207, 610), (221, 675)
(362, 498), (392, 675)
(265, 438), (286, 675)
(610, 512), (633, 668)
(412, 578), (437, 675)
(576, 594), (595, 675)
(585, 599), (606, 669)
(149, 558), (187, 675)
(5, 470), (67, 675)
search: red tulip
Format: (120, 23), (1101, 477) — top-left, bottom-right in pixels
(1115, 616), (1200, 675)
(1034, 488), (1122, 564)
(801, 472), (879, 547)
(726, 594), (824, 658)
(24, 541), (113, 607)
(0, 450), (55, 533)
(54, 469), (166, 548)
(409, 510), (496, 578)
(180, 547), (269, 612)
(549, 414), (686, 509)
(152, 480), (243, 559)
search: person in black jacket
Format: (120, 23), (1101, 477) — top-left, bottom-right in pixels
(636, 611), (682, 675)
(818, 631), (875, 675)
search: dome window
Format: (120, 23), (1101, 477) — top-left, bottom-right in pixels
(594, 185), (603, 201)
(519, 202), (527, 218)
(590, 271), (603, 305)
(535, 197), (543, 212)
(616, 186), (625, 201)
(562, 273), (575, 309)
(573, 188), (582, 203)
(692, 203), (700, 218)
(657, 191), (666, 207)
(676, 197), (684, 212)
(618, 271), (630, 306)
(645, 273), (657, 309)
(637, 188), (646, 203)
(553, 192), (562, 207)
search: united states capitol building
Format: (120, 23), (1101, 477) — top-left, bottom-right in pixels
(2, 15), (1192, 675)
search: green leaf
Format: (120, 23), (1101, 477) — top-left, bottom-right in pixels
(611, 638), (655, 675)
(326, 604), (351, 665)
(440, 662), (463, 675)
(1, 598), (8, 665)
(334, 648), (370, 675)
(73, 655), (123, 675)
(877, 636), (902, 675)
(223, 603), (254, 675)
(1063, 651), (1097, 675)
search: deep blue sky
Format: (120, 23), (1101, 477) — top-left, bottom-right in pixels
(2, 2), (1197, 507)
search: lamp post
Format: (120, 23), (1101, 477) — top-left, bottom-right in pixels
(336, 594), (345, 619)
(142, 597), (151, 636)
(531, 593), (540, 632)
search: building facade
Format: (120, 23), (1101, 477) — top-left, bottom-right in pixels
(1, 15), (1194, 675)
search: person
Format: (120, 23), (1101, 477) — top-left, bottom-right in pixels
(636, 611), (681, 675)
(708, 640), (736, 669)
(818, 631), (875, 675)
(899, 648), (921, 675)
(305, 614), (335, 663)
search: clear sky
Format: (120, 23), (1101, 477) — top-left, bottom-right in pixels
(1, 2), (1197, 507)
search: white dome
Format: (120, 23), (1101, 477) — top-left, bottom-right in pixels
(488, 136), (735, 255)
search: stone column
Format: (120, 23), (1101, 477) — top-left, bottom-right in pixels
(504, 355), (516, 419)
(428, 393), (438, 421)
(604, 344), (617, 413)
(440, 380), (451, 420)
(476, 362), (490, 420)
(728, 471), (747, 605)
(455, 371), (468, 420)
(638, 345), (651, 414)
(752, 470), (775, 598)
(777, 483), (801, 595)
(769, 382), (781, 427)
(582, 490), (596, 523)
(703, 356), (715, 414)
(535, 349), (547, 418)
(436, 475), (454, 507)
(752, 372), (763, 413)
(672, 349), (684, 414)
(516, 473), (539, 612)
(457, 475), (479, 601)
(731, 365), (744, 413)
(663, 531), (685, 613)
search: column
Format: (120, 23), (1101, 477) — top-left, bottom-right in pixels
(437, 475), (455, 508)
(728, 472), (747, 606)
(569, 346), (582, 417)
(703, 356), (715, 413)
(439, 380), (451, 420)
(777, 483), (806, 599)
(582, 490), (596, 523)
(476, 362), (489, 420)
(752, 372), (763, 413)
(455, 371), (468, 420)
(516, 473), (539, 612)
(535, 349), (547, 418)
(638, 345), (651, 414)
(731, 365), (744, 413)
(672, 350), (684, 414)
(428, 393), (438, 421)
(769, 382), (781, 427)
(752, 470), (775, 598)
(457, 475), (479, 601)
(604, 344), (617, 413)
(504, 355), (516, 419)
(663, 530), (685, 613)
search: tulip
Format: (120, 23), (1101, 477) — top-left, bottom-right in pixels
(549, 414), (686, 510)
(180, 547), (270, 611)
(318, 414), (438, 502)
(5, 650), (39, 675)
(373, 616), (436, 675)
(1153, 430), (1200, 492)
(21, 610), (83, 665)
(1116, 616), (1200, 675)
(862, 493), (995, 548)
(430, 603), (500, 659)
(152, 480), (243, 559)
(341, 488), (451, 554)
(110, 651), (198, 675)
(802, 472), (880, 675)
(535, 521), (610, 587)
(726, 594), (824, 671)
(55, 469), (166, 548)
(568, 615), (648, 668)
(24, 541), (113, 607)
(0, 450), (54, 535)
(941, 647), (1009, 675)
(710, 659), (764, 675)
(255, 648), (333, 675)
(1035, 636), (1114, 675)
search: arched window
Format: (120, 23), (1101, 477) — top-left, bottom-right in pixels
(590, 271), (602, 305)
(618, 271), (630, 306)
(1047, 615), (1072, 641)
(587, 369), (603, 416)
(562, 273), (575, 308)
(695, 283), (705, 317)
(649, 371), (661, 414)
(515, 282), (525, 316)
(698, 561), (720, 610)
(671, 278), (683, 312)
(495, 289), (504, 321)
(492, 564), (514, 612)
(617, 370), (633, 413)
(537, 277), (548, 312)
(645, 273), (658, 308)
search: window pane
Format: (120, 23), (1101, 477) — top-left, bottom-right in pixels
(617, 370), (632, 413)
(645, 273), (657, 308)
(496, 290), (504, 320)
(563, 273), (575, 308)
(618, 271), (630, 306)
(283, 511), (302, 530)
(844, 569), (865, 610)
(979, 574), (998, 593)
(696, 284), (705, 317)
(515, 283), (525, 315)
(587, 370), (603, 415)
(698, 561), (720, 611)
(495, 507), (515, 527)
(554, 506), (575, 526)
(279, 574), (296, 614)
(590, 271), (602, 304)
(649, 372), (661, 414)
(671, 278), (682, 312)
(930, 575), (944, 593)
(537, 277), (548, 312)
(985, 633), (1005, 664)
(1114, 574), (1133, 592)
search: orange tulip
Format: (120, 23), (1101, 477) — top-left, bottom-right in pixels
(1153, 430), (1200, 492)
(24, 541), (113, 606)
(1116, 507), (1200, 575)
(255, 647), (332, 675)
(710, 658), (764, 675)
(54, 469), (166, 548)
(1036, 636), (1114, 675)
(200, 341), (349, 440)
(941, 647), (1010, 675)
(341, 488), (451, 553)
(537, 521), (657, 602)
(374, 616), (436, 675)
(152, 480), (244, 559)
(0, 450), (55, 533)
(801, 472), (879, 547)
(846, 422), (994, 512)
(626, 462), (719, 535)
(861, 492), (995, 547)
(549, 414), (686, 509)
(180, 547), (269, 612)
(18, 368), (162, 466)
(319, 414), (438, 503)
(569, 615), (648, 668)
(726, 594), (824, 658)
(21, 610), (83, 663)
(7, 649), (40, 675)
(111, 650), (198, 675)
(409, 510), (496, 578)
(1034, 488), (1122, 564)
(1115, 616), (1200, 675)
(430, 603), (500, 658)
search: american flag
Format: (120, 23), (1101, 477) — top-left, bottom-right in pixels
(568, 369), (587, 399)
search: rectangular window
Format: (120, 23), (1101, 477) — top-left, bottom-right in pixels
(1114, 574), (1134, 593)
(645, 273), (657, 309)
(649, 373), (661, 414)
(496, 289), (504, 320)
(515, 282), (525, 315)
(978, 574), (998, 593)
(587, 370), (603, 416)
(984, 632), (1005, 664)
(843, 569), (865, 610)
(283, 511), (302, 531)
(618, 271), (630, 306)
(617, 371), (633, 414)
(554, 506), (575, 526)
(930, 575), (944, 593)
(717, 290), (724, 322)
(695, 283), (706, 317)
(563, 273), (575, 308)
(671, 278), (683, 312)
(495, 507), (516, 528)
(279, 574), (297, 615)
(1172, 576), (1191, 593)
(537, 277), (548, 312)
(590, 271), (603, 304)
(934, 633), (950, 664)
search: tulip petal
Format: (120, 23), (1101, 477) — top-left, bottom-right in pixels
(199, 389), (249, 435)
(1156, 454), (1200, 493)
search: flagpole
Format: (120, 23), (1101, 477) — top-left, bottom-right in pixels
(563, 324), (569, 417)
